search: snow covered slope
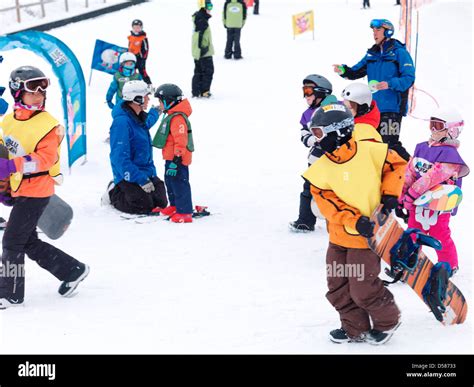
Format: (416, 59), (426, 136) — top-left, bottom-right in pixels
(0, 0), (472, 353)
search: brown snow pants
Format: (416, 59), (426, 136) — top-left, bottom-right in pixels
(326, 243), (400, 338)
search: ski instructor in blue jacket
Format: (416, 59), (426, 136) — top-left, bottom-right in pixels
(107, 80), (168, 214)
(333, 19), (415, 161)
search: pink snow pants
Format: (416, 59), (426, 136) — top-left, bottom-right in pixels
(408, 211), (458, 269)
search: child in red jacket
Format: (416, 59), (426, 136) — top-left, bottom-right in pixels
(153, 83), (194, 223)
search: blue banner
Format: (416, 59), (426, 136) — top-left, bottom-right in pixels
(91, 39), (127, 75)
(0, 31), (87, 168)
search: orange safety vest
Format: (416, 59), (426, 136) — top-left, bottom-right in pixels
(128, 34), (146, 56)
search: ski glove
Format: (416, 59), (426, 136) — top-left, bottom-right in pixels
(166, 156), (182, 177)
(0, 159), (16, 180)
(401, 188), (419, 212)
(141, 180), (155, 193)
(381, 195), (399, 215)
(107, 101), (114, 110)
(355, 216), (375, 238)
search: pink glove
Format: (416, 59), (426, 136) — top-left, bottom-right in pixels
(401, 187), (419, 212)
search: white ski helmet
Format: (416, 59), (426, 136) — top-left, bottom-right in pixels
(430, 106), (464, 139)
(341, 83), (372, 106)
(122, 80), (153, 105)
(119, 52), (137, 65)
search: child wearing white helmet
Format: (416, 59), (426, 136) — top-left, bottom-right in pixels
(399, 106), (470, 275)
(341, 82), (382, 142)
(105, 52), (141, 111)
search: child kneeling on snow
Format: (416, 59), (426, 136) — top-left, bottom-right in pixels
(107, 80), (168, 214)
(0, 66), (89, 309)
(153, 84), (195, 223)
(303, 104), (406, 345)
(399, 106), (469, 275)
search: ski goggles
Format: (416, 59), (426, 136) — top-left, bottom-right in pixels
(430, 118), (464, 132)
(370, 19), (393, 30)
(23, 77), (50, 93)
(310, 126), (327, 141)
(205, 2), (213, 10)
(302, 85), (329, 97)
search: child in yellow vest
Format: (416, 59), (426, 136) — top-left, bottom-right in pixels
(0, 66), (89, 309)
(302, 104), (406, 344)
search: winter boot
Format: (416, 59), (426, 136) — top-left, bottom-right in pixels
(160, 206), (177, 216)
(329, 328), (366, 343)
(170, 213), (193, 223)
(288, 219), (315, 233)
(58, 264), (90, 297)
(201, 91), (212, 98)
(366, 321), (401, 345)
(0, 297), (24, 309)
(101, 181), (115, 206)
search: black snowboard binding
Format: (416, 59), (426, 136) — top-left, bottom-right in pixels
(422, 262), (452, 322)
(384, 228), (441, 286)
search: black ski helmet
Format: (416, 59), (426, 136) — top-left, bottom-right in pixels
(9, 66), (48, 102)
(132, 19), (143, 27)
(309, 104), (354, 153)
(154, 83), (183, 110)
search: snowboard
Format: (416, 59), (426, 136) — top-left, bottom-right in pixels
(414, 184), (463, 212)
(0, 144), (73, 240)
(368, 204), (467, 325)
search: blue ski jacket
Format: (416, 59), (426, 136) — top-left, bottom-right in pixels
(109, 102), (160, 186)
(341, 39), (415, 115)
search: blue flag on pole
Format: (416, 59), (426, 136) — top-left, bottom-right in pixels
(0, 31), (87, 169)
(91, 39), (127, 75)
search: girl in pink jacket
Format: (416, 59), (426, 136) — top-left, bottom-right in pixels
(399, 107), (469, 273)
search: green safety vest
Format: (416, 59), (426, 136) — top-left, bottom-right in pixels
(115, 72), (141, 99)
(153, 112), (195, 152)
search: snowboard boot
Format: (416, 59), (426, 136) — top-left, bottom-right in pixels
(329, 328), (366, 344)
(159, 206), (177, 216)
(366, 321), (401, 345)
(201, 91), (212, 98)
(170, 213), (193, 223)
(101, 181), (115, 206)
(0, 297), (24, 309)
(288, 219), (315, 233)
(58, 264), (90, 297)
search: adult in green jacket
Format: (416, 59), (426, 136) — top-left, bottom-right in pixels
(223, 0), (247, 59)
(192, 1), (215, 97)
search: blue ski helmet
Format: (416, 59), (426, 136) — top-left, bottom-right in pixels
(370, 19), (394, 38)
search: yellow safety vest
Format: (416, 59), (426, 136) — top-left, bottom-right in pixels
(303, 140), (388, 235)
(353, 122), (382, 142)
(0, 111), (62, 192)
